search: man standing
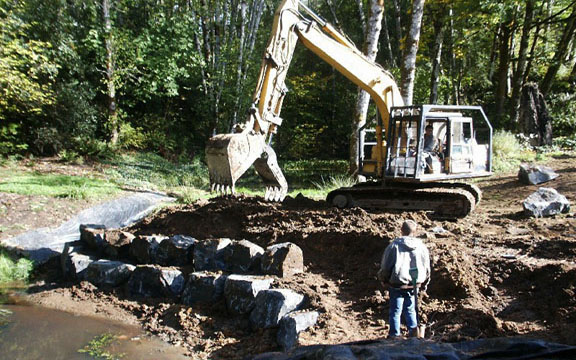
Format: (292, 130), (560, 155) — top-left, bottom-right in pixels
(377, 220), (430, 338)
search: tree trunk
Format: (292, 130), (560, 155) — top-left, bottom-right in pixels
(103, 0), (118, 145)
(392, 0), (403, 65)
(381, 1), (395, 67)
(540, 3), (576, 95)
(494, 21), (513, 126)
(400, 0), (425, 105)
(518, 83), (553, 146)
(447, 6), (459, 104)
(429, 15), (445, 104)
(510, 0), (535, 126)
(354, 0), (367, 38)
(349, 0), (384, 176)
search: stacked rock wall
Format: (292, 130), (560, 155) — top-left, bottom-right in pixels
(62, 225), (318, 350)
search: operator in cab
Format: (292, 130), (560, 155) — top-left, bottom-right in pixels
(423, 125), (437, 173)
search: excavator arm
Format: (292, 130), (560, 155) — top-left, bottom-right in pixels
(206, 0), (403, 200)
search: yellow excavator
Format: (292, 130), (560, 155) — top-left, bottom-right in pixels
(206, 0), (493, 217)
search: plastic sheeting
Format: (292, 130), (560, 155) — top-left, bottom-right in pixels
(252, 338), (576, 360)
(1, 192), (174, 264)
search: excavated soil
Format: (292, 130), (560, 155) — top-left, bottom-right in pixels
(24, 154), (576, 358)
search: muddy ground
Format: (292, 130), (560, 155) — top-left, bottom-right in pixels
(10, 154), (576, 358)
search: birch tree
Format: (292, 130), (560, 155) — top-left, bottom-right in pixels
(400, 0), (425, 105)
(349, 0), (384, 175)
(102, 0), (119, 144)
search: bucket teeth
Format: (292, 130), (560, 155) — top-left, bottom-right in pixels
(206, 131), (287, 202)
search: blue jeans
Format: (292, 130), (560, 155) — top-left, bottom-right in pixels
(388, 287), (417, 337)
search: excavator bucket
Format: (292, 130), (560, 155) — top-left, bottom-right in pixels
(205, 132), (288, 201)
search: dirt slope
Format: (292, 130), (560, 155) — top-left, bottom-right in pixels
(21, 154), (576, 358)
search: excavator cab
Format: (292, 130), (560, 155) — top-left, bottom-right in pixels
(382, 105), (493, 181)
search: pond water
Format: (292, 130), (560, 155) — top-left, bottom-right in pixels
(0, 299), (188, 360)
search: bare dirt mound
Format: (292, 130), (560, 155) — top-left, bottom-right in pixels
(24, 153), (576, 359)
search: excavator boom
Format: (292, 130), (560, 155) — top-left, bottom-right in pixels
(205, 0), (402, 200)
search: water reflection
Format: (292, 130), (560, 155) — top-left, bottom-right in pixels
(0, 304), (188, 359)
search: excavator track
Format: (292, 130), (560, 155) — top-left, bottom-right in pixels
(326, 182), (478, 218)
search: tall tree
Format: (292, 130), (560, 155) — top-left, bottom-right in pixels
(349, 0), (385, 175)
(400, 0), (426, 105)
(429, 4), (447, 104)
(102, 0), (119, 144)
(510, 0), (535, 126)
(541, 2), (576, 95)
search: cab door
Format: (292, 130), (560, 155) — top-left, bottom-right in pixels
(449, 117), (474, 173)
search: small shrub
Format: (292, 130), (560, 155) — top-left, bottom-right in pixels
(117, 123), (146, 150)
(491, 130), (536, 173)
(0, 250), (34, 284)
(313, 174), (356, 193)
(58, 149), (84, 165)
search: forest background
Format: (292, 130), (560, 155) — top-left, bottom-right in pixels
(1, 0), (575, 165)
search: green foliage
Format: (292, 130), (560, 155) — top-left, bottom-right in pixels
(0, 250), (33, 284)
(553, 136), (576, 150)
(78, 333), (125, 360)
(0, 124), (28, 155)
(548, 93), (576, 137)
(492, 130), (536, 173)
(58, 149), (84, 165)
(117, 123), (146, 150)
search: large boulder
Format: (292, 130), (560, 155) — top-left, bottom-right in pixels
(222, 240), (265, 273)
(102, 230), (135, 259)
(85, 260), (135, 287)
(523, 187), (571, 217)
(194, 238), (232, 271)
(249, 289), (304, 329)
(277, 311), (319, 351)
(261, 243), (304, 278)
(518, 164), (559, 185)
(129, 235), (166, 264)
(156, 235), (196, 266)
(224, 274), (274, 315)
(61, 245), (98, 280)
(126, 265), (185, 298)
(181, 272), (228, 305)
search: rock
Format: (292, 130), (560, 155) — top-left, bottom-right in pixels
(222, 240), (265, 273)
(129, 235), (165, 264)
(103, 230), (135, 259)
(85, 260), (135, 287)
(261, 242), (304, 278)
(319, 345), (357, 359)
(194, 238), (232, 271)
(249, 289), (304, 329)
(61, 246), (98, 280)
(277, 310), (319, 351)
(181, 272), (228, 305)
(523, 187), (571, 217)
(518, 164), (559, 185)
(157, 235), (196, 266)
(126, 265), (185, 298)
(224, 274), (274, 315)
(79, 224), (106, 251)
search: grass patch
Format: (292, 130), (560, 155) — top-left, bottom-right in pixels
(0, 250), (33, 284)
(0, 171), (120, 200)
(103, 152), (209, 191)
